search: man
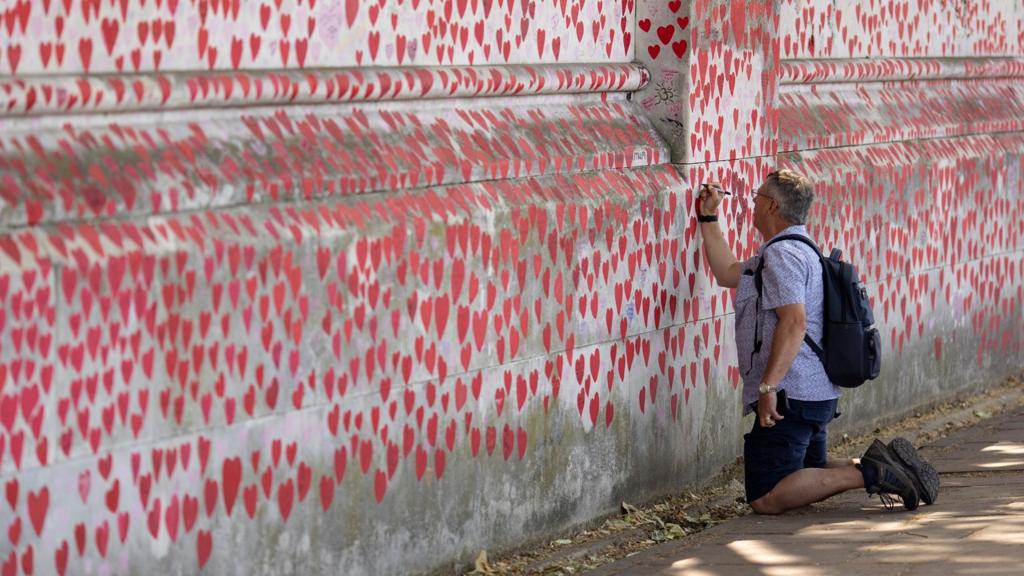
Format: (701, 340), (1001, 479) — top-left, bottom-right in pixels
(697, 169), (939, 514)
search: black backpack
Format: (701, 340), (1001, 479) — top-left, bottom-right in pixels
(754, 234), (881, 388)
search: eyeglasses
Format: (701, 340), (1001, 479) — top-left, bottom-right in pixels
(753, 192), (775, 202)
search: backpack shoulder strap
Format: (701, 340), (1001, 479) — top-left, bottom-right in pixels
(764, 234), (823, 258)
(754, 234), (824, 293)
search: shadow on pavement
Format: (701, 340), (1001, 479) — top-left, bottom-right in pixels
(586, 408), (1024, 576)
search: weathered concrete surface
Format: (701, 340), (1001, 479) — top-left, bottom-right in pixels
(3, 152), (758, 575)
(0, 92), (773, 573)
(587, 404), (1024, 576)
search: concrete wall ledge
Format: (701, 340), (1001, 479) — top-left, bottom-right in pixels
(778, 63), (1024, 150)
(0, 95), (666, 230)
(780, 57), (1024, 84)
(0, 63), (649, 118)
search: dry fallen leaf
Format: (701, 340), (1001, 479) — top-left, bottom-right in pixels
(665, 523), (687, 539)
(472, 550), (496, 574)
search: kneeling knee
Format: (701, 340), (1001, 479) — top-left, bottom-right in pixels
(750, 496), (782, 515)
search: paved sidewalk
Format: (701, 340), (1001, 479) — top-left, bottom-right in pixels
(587, 405), (1024, 576)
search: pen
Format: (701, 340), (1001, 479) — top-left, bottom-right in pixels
(700, 183), (732, 196)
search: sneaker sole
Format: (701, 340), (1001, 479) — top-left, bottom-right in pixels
(862, 440), (920, 511)
(890, 437), (939, 505)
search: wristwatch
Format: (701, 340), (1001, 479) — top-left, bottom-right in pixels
(758, 383), (778, 394)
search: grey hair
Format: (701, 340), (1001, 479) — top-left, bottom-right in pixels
(765, 169), (815, 224)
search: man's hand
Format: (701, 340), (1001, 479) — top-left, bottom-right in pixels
(695, 181), (742, 288)
(698, 183), (724, 217)
(757, 392), (784, 428)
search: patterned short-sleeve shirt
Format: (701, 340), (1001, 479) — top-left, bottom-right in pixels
(735, 225), (840, 413)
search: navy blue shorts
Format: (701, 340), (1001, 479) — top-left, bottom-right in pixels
(744, 398), (838, 503)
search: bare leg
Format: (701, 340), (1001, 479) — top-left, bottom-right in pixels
(824, 457), (857, 469)
(750, 465), (864, 515)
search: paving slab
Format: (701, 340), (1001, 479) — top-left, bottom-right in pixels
(586, 406), (1024, 576)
